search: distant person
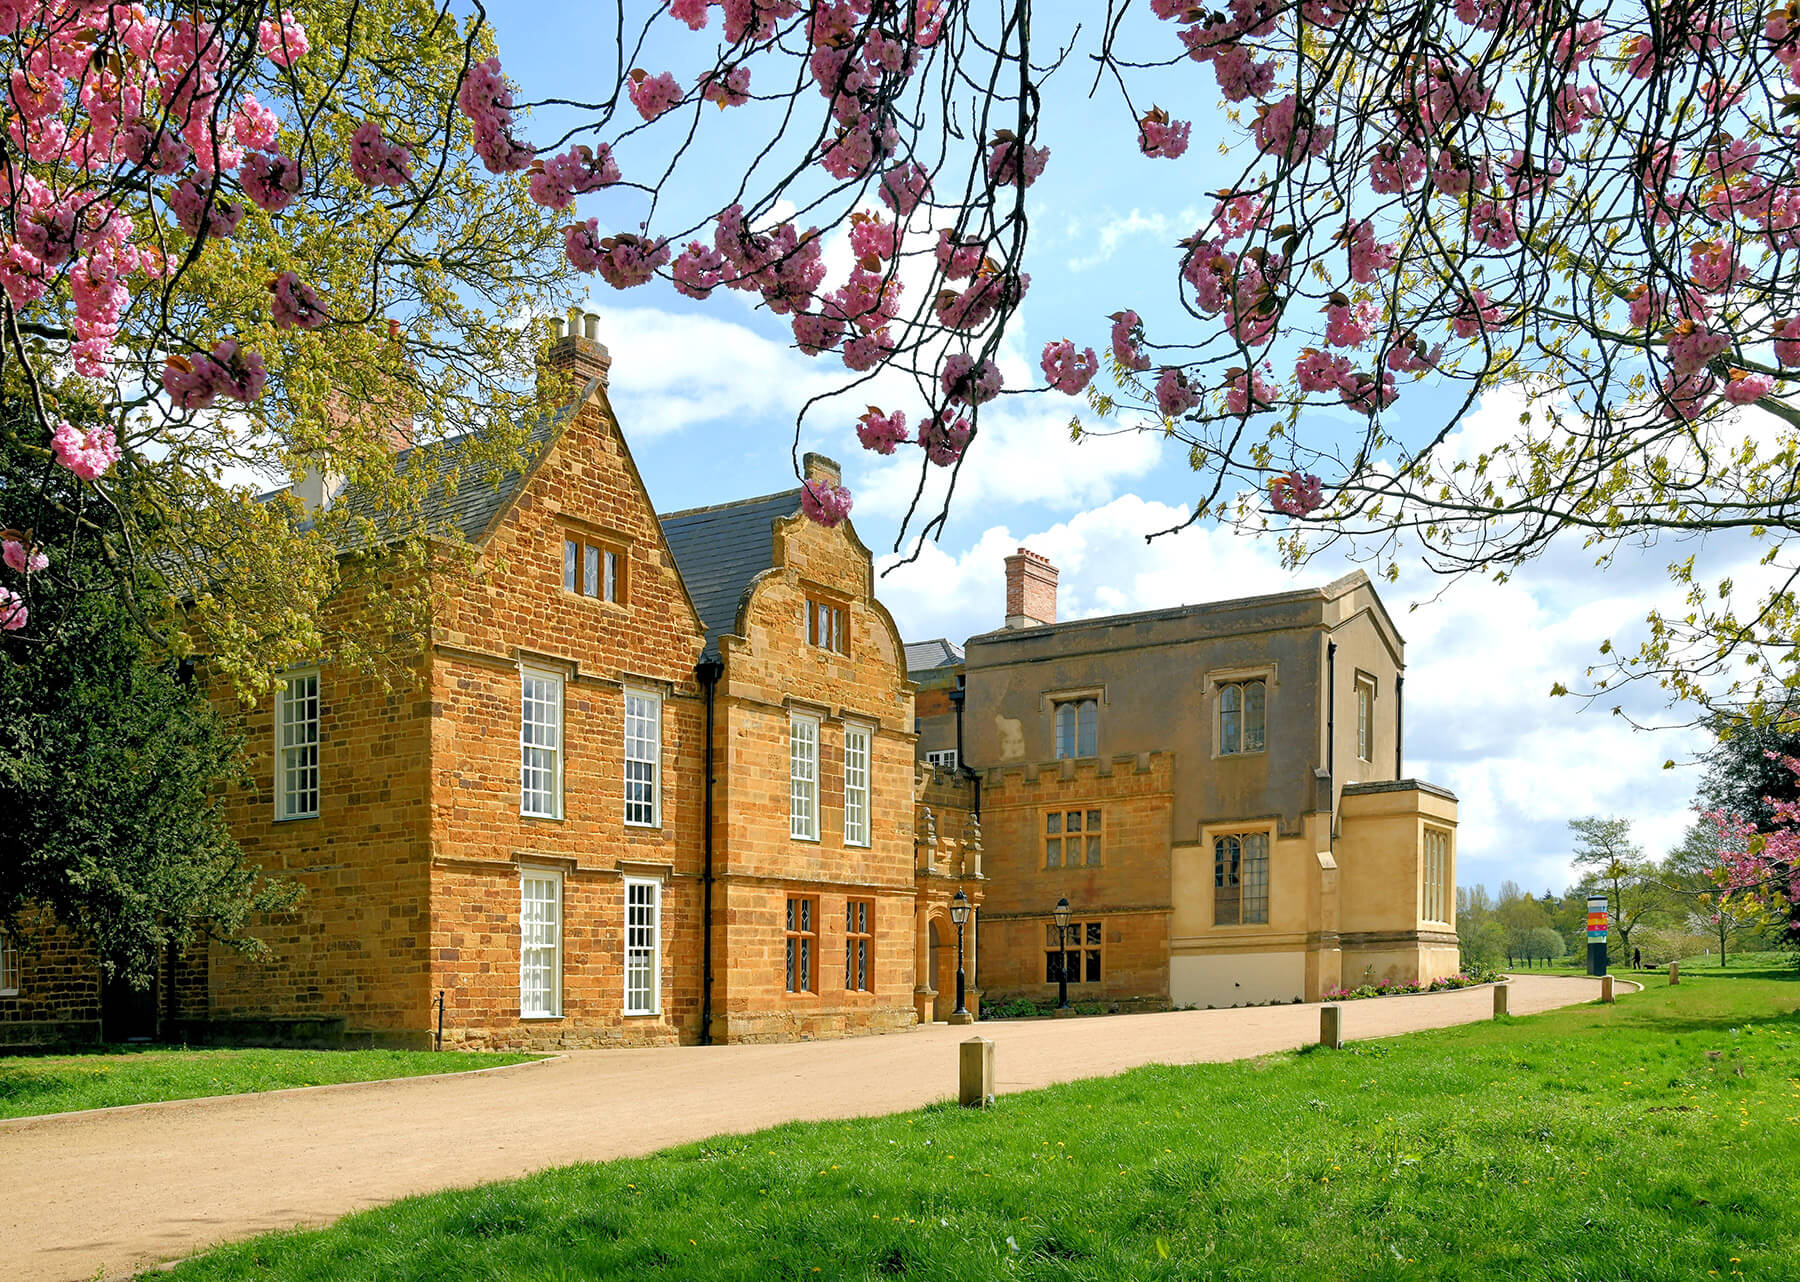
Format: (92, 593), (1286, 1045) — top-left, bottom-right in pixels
(1632, 946), (1641, 970)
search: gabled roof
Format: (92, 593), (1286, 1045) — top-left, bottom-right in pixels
(658, 488), (802, 656)
(904, 637), (964, 674)
(331, 405), (572, 545)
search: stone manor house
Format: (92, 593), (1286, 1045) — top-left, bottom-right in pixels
(0, 321), (1458, 1049)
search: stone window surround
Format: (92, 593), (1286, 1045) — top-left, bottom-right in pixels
(519, 863), (564, 1020)
(557, 517), (632, 607)
(1422, 826), (1453, 926)
(789, 710), (822, 842)
(623, 685), (663, 830)
(784, 893), (820, 994)
(1199, 820), (1277, 930)
(1354, 670), (1378, 763)
(1040, 684), (1106, 761)
(519, 662), (566, 821)
(623, 873), (662, 1017)
(1205, 663), (1277, 760)
(842, 718), (873, 848)
(274, 666), (321, 822)
(0, 927), (18, 997)
(1043, 806), (1103, 869)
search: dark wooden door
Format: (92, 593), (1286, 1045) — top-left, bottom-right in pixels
(102, 973), (159, 1042)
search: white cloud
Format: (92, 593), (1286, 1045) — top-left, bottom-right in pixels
(1065, 206), (1200, 273)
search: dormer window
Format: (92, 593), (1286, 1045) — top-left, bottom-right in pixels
(563, 537), (623, 603)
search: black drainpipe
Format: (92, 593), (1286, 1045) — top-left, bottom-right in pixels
(1395, 672), (1405, 779)
(948, 673), (979, 817)
(695, 657), (724, 1046)
(1326, 640), (1338, 853)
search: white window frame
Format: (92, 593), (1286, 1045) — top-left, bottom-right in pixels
(519, 868), (563, 1018)
(624, 688), (662, 828)
(925, 748), (959, 772)
(0, 928), (19, 997)
(790, 712), (820, 840)
(624, 876), (662, 1015)
(844, 721), (871, 848)
(275, 669), (320, 820)
(521, 667), (564, 819)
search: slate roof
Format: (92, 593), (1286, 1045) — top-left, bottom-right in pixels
(658, 488), (803, 657)
(330, 405), (572, 544)
(904, 637), (964, 674)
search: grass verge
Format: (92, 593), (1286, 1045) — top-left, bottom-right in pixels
(0, 1046), (542, 1120)
(164, 966), (1800, 1280)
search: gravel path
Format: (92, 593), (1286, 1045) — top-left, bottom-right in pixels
(0, 974), (1613, 1281)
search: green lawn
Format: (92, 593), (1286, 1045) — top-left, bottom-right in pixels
(162, 962), (1800, 1280)
(0, 1045), (542, 1120)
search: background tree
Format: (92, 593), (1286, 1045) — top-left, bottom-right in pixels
(1663, 815), (1780, 964)
(1569, 816), (1664, 961)
(1522, 925), (1568, 968)
(0, 383), (296, 987)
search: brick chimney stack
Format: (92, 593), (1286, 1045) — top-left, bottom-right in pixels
(1004, 547), (1058, 629)
(803, 452), (841, 487)
(545, 306), (612, 390)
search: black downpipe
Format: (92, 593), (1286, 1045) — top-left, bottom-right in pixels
(949, 673), (979, 817)
(695, 658), (724, 1046)
(1326, 640), (1338, 854)
(1395, 673), (1405, 779)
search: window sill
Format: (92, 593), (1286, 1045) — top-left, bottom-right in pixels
(1212, 750), (1268, 761)
(623, 1009), (662, 1018)
(520, 812), (565, 822)
(520, 1013), (563, 1021)
(624, 820), (662, 831)
(790, 833), (821, 844)
(273, 813), (320, 823)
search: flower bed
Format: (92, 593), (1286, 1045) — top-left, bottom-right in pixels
(1323, 968), (1501, 1002)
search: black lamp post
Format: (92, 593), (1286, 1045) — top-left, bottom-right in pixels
(949, 889), (972, 1017)
(1053, 896), (1072, 1011)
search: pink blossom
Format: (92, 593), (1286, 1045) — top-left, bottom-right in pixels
(0, 587), (26, 632)
(987, 133), (1048, 188)
(800, 478), (854, 528)
(232, 95), (280, 151)
(269, 272), (328, 329)
(1342, 220), (1396, 283)
(856, 407), (910, 455)
(457, 56), (534, 174)
(830, 269), (903, 332)
(1340, 368), (1399, 414)
(1371, 141), (1427, 194)
(792, 311), (845, 355)
(628, 71), (683, 121)
(3, 539), (47, 574)
(1659, 369), (1717, 421)
(1551, 83), (1600, 136)
(258, 9), (310, 67)
(1722, 370), (1775, 404)
(161, 341), (267, 411)
(1666, 322), (1731, 377)
(1210, 194), (1269, 242)
(1138, 110), (1191, 160)
(1689, 238), (1746, 294)
(1252, 95), (1332, 160)
(1773, 318), (1800, 367)
(848, 215), (898, 264)
(1110, 310), (1152, 372)
(1226, 364), (1278, 416)
(1295, 347), (1354, 393)
(935, 230), (986, 281)
(1468, 200), (1517, 250)
(700, 64), (752, 108)
(919, 410), (972, 466)
(942, 354), (1003, 406)
(672, 241), (726, 299)
(168, 179), (247, 241)
(842, 328), (895, 372)
(240, 151), (304, 212)
(1041, 340), (1098, 395)
(879, 162), (931, 216)
(350, 120), (412, 187)
(50, 419), (121, 480)
(1325, 298), (1378, 348)
(121, 121), (191, 176)
(1451, 290), (1505, 339)
(1155, 368), (1200, 417)
(669, 0), (710, 29)
(1269, 471), (1324, 516)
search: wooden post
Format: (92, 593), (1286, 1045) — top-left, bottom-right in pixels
(1319, 1004), (1343, 1050)
(1492, 983), (1509, 1018)
(1669, 961), (1680, 986)
(1600, 974), (1616, 1004)
(959, 1037), (994, 1108)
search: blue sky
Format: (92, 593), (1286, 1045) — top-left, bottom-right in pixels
(481, 3), (1755, 894)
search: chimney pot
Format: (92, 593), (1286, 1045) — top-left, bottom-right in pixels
(550, 316), (565, 339)
(544, 304), (612, 393)
(1003, 547), (1059, 629)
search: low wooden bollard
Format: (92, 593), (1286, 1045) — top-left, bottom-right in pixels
(1493, 982), (1510, 1018)
(1669, 962), (1680, 986)
(1319, 1004), (1343, 1050)
(959, 1036), (994, 1108)
(1600, 974), (1616, 1004)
